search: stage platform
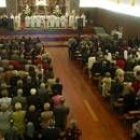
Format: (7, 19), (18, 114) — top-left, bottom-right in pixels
(0, 28), (95, 47)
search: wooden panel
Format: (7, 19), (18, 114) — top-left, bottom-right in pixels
(81, 8), (140, 38)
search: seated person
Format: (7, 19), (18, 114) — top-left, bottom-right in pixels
(123, 84), (136, 113)
(132, 120), (140, 140)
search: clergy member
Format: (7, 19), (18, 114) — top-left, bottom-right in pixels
(81, 13), (86, 27)
(69, 10), (76, 28)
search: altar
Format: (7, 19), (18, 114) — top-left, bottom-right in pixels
(9, 0), (86, 30)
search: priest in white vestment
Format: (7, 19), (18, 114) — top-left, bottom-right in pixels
(34, 15), (38, 27)
(25, 16), (31, 28)
(46, 15), (51, 28)
(15, 14), (21, 30)
(65, 12), (69, 28)
(60, 15), (66, 28)
(50, 15), (55, 28)
(30, 15), (35, 28)
(40, 15), (45, 29)
(69, 10), (76, 28)
(10, 14), (14, 20)
(44, 15), (48, 29)
(81, 13), (86, 27)
(55, 16), (60, 28)
(36, 15), (41, 28)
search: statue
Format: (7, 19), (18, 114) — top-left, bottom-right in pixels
(35, 0), (47, 6)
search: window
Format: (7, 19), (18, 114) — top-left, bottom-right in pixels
(0, 0), (6, 8)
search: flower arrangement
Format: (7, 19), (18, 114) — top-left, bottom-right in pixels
(23, 5), (32, 16)
(53, 5), (62, 17)
(53, 9), (62, 17)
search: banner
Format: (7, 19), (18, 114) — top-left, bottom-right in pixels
(117, 0), (121, 4)
(130, 0), (135, 6)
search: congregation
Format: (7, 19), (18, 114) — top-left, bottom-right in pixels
(0, 37), (81, 140)
(68, 35), (140, 139)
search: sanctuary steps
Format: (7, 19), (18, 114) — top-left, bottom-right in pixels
(0, 28), (95, 47)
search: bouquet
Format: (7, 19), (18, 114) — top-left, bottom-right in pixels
(53, 9), (62, 17)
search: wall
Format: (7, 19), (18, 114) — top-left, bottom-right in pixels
(81, 8), (140, 38)
(0, 0), (16, 14)
(96, 8), (140, 38)
(70, 0), (80, 13)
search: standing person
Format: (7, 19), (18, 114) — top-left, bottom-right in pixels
(26, 105), (40, 140)
(12, 102), (26, 140)
(0, 129), (5, 140)
(41, 119), (60, 140)
(65, 120), (82, 140)
(132, 120), (140, 140)
(54, 98), (69, 131)
(0, 103), (12, 140)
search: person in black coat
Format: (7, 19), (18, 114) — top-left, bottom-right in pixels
(65, 120), (82, 140)
(123, 84), (136, 113)
(54, 98), (69, 131)
(26, 105), (41, 140)
(41, 119), (60, 140)
(51, 78), (63, 95)
(27, 88), (41, 110)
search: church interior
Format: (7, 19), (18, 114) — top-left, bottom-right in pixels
(0, 0), (140, 140)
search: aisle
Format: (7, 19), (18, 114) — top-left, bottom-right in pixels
(46, 47), (129, 140)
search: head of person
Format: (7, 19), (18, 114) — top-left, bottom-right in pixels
(40, 83), (46, 88)
(48, 119), (55, 127)
(29, 105), (36, 112)
(0, 103), (8, 112)
(115, 68), (124, 82)
(69, 119), (78, 129)
(30, 88), (37, 96)
(14, 102), (22, 111)
(1, 89), (9, 97)
(43, 103), (50, 111)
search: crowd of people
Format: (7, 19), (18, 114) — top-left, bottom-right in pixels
(68, 35), (140, 139)
(0, 36), (81, 140)
(7, 8), (86, 30)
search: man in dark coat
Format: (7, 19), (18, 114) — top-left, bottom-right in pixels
(54, 98), (69, 131)
(41, 119), (60, 140)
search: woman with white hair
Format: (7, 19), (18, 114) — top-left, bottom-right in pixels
(27, 88), (40, 109)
